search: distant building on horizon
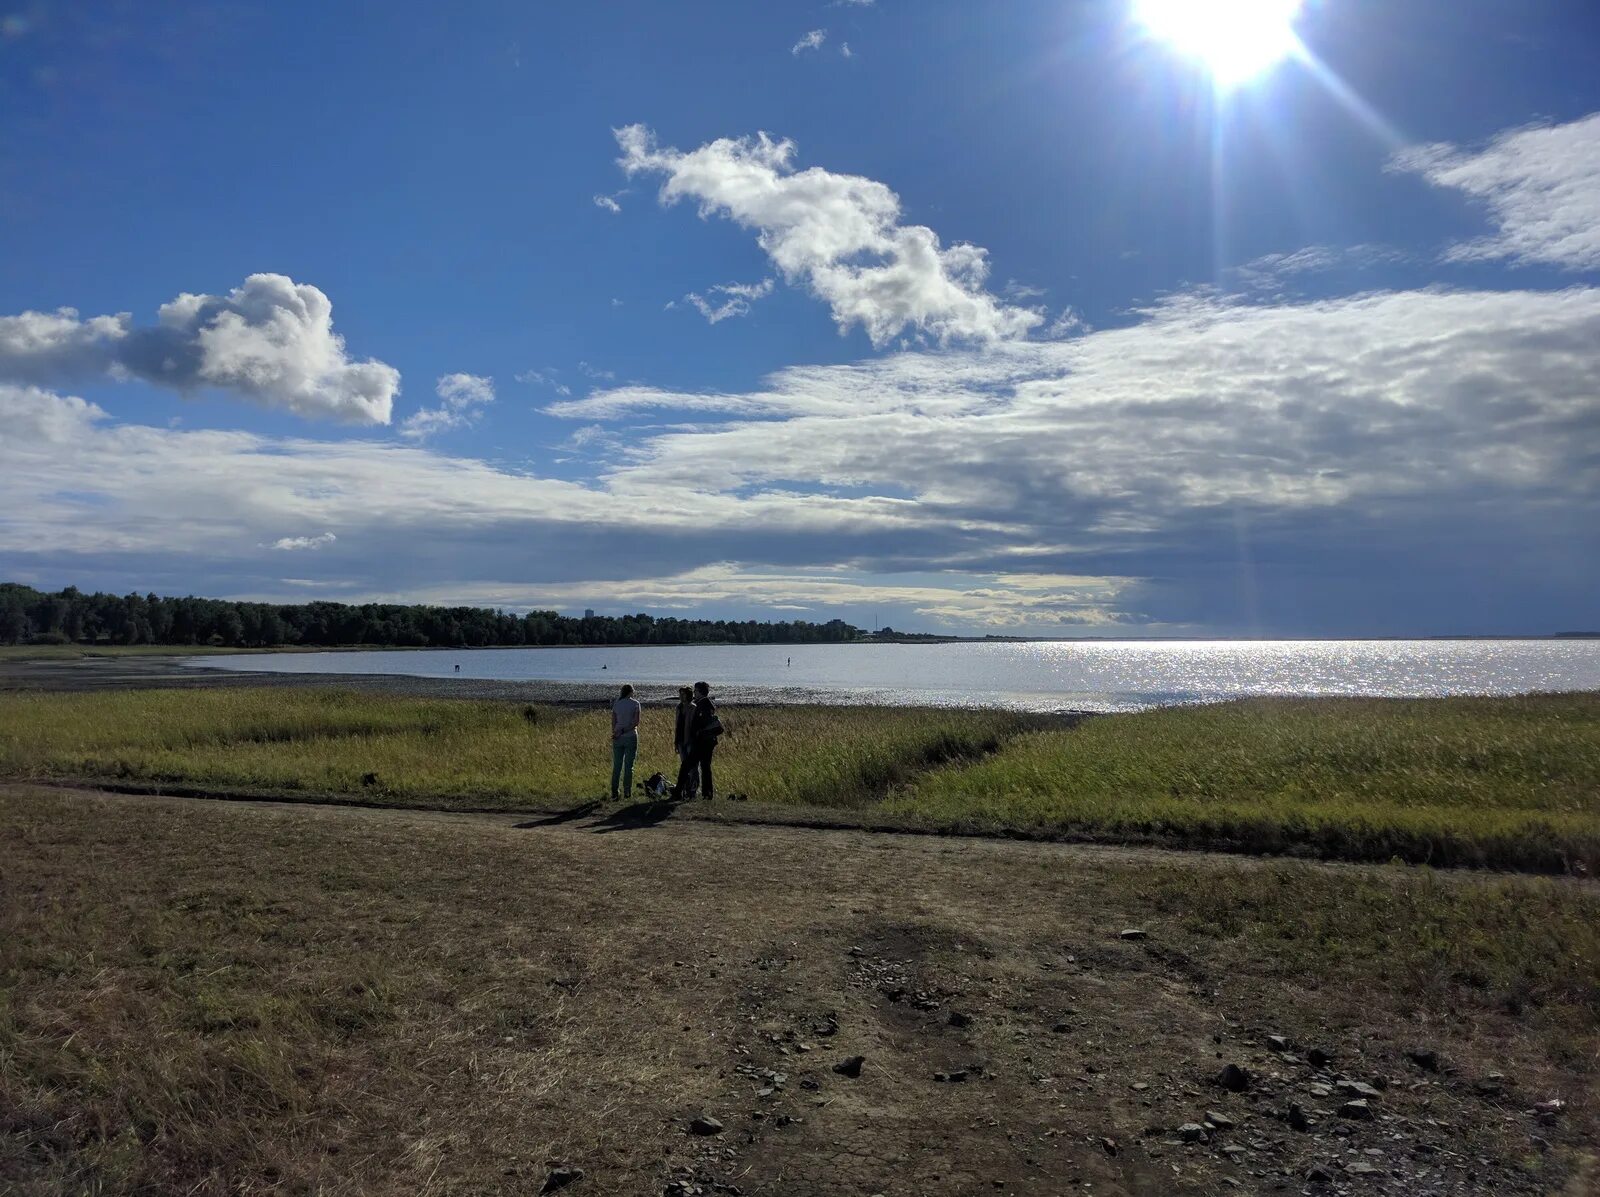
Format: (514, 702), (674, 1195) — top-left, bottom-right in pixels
(584, 608), (595, 619)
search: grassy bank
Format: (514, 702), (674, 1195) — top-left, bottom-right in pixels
(0, 688), (1032, 809)
(2, 688), (1598, 870)
(2, 785), (1595, 1195)
(893, 694), (1600, 871)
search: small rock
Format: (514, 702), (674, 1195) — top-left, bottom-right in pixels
(1221, 1144), (1247, 1161)
(1306, 1164), (1335, 1184)
(1336, 1079), (1383, 1100)
(1101, 1137), (1118, 1156)
(1206, 1110), (1235, 1130)
(833, 1055), (865, 1078)
(947, 1011), (973, 1028)
(1130, 1082), (1149, 1091)
(1308, 1083), (1332, 1098)
(1266, 1034), (1291, 1052)
(1286, 1103), (1313, 1132)
(541, 1166), (585, 1194)
(1119, 928), (1149, 941)
(812, 1018), (838, 1037)
(1340, 1099), (1374, 1120)
(1532, 1098), (1565, 1116)
(1308, 1048), (1333, 1069)
(1216, 1064), (1251, 1092)
(755, 1087), (775, 1099)
(1345, 1160), (1381, 1176)
(1051, 1022), (1070, 1033)
(1178, 1122), (1207, 1143)
(689, 1115), (724, 1136)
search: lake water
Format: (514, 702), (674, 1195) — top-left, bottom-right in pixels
(183, 639), (1600, 713)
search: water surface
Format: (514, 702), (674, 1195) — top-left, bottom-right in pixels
(184, 639), (1600, 713)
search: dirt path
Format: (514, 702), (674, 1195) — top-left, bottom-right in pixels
(4, 783), (1594, 1196)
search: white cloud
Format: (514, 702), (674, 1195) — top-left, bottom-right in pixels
(400, 372), (495, 441)
(792, 29), (827, 54)
(683, 278), (775, 323)
(515, 368), (572, 397)
(269, 532), (336, 551)
(616, 124), (1042, 347)
(1393, 112), (1600, 271)
(0, 274), (399, 423)
(593, 193), (623, 214)
(840, 42), (853, 59)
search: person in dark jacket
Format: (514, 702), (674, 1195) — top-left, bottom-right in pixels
(677, 680), (723, 801)
(672, 685), (698, 799)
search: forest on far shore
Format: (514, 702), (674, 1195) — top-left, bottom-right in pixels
(0, 582), (871, 649)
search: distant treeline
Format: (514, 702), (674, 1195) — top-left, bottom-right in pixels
(0, 583), (866, 649)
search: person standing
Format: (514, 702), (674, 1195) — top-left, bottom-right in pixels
(610, 684), (641, 801)
(672, 685), (698, 799)
(687, 680), (723, 801)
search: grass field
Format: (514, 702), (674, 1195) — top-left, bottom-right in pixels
(2, 688), (1597, 870)
(894, 694), (1600, 871)
(0, 688), (1033, 809)
(2, 785), (1596, 1196)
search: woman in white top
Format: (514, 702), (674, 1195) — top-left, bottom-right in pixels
(610, 684), (642, 801)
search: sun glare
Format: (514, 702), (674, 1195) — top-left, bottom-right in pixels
(1135, 0), (1304, 87)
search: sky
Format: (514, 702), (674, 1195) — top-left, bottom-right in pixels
(2, 0), (1598, 636)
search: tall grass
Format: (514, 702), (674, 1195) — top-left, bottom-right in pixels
(0, 688), (1029, 810)
(892, 695), (1600, 870)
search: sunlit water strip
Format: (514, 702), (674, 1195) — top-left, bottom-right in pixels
(183, 639), (1600, 714)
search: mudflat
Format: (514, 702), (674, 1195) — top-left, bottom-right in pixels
(3, 783), (1596, 1196)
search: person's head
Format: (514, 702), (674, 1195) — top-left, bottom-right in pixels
(693, 680), (710, 697)
(619, 684), (634, 698)
(678, 685), (693, 702)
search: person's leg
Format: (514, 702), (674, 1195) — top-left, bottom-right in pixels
(698, 742), (715, 801)
(621, 733), (637, 798)
(610, 738), (625, 800)
(675, 746), (697, 798)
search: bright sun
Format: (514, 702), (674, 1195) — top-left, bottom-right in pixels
(1135, 0), (1304, 87)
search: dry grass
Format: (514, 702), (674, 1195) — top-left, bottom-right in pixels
(0, 687), (1032, 809)
(2, 784), (1596, 1195)
(894, 694), (1600, 871)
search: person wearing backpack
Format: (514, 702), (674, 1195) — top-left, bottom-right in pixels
(672, 685), (698, 799)
(681, 680), (724, 801)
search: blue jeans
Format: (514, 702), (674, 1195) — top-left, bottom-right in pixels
(610, 731), (637, 799)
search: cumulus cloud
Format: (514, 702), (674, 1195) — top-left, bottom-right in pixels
(792, 29), (826, 54)
(269, 532), (337, 551)
(0, 273), (399, 423)
(593, 193), (623, 213)
(683, 278), (775, 323)
(400, 373), (495, 440)
(616, 125), (1042, 346)
(1393, 112), (1600, 271)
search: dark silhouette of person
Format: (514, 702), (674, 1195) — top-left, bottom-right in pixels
(672, 685), (697, 799)
(675, 680), (723, 801)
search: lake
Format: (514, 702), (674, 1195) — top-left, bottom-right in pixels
(183, 639), (1600, 713)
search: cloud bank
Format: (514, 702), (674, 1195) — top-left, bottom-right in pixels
(400, 373), (495, 440)
(0, 274), (399, 423)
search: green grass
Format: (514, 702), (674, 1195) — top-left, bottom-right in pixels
(0, 687), (1031, 809)
(891, 694), (1600, 871)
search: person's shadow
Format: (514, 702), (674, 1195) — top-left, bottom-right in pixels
(589, 796), (687, 833)
(513, 800), (603, 829)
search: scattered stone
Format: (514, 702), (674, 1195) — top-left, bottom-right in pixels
(1308, 1083), (1332, 1098)
(1178, 1123), (1207, 1143)
(1336, 1079), (1383, 1100)
(1221, 1145), (1247, 1161)
(1286, 1103), (1313, 1133)
(1345, 1160), (1382, 1176)
(1305, 1164), (1335, 1184)
(755, 1087), (775, 1099)
(540, 1165), (585, 1194)
(1119, 929), (1149, 941)
(1340, 1099), (1375, 1120)
(1308, 1048), (1333, 1069)
(812, 1017), (838, 1037)
(1130, 1082), (1150, 1092)
(1206, 1111), (1235, 1130)
(833, 1055), (865, 1078)
(948, 1010), (973, 1028)
(934, 1069), (970, 1083)
(1101, 1137), (1118, 1157)
(1266, 1034), (1291, 1052)
(1051, 1022), (1070, 1033)
(1533, 1098), (1566, 1116)
(689, 1116), (724, 1136)
(1216, 1064), (1251, 1092)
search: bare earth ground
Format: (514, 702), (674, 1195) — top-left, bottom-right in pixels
(3, 783), (1595, 1197)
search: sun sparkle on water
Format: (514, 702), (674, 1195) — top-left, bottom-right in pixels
(1134, 0), (1304, 87)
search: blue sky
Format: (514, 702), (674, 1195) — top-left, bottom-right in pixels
(2, 0), (1598, 635)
